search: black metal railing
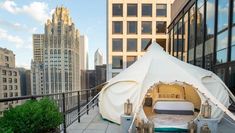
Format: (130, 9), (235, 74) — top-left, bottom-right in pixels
(0, 84), (105, 133)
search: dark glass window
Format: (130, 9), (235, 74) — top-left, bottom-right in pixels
(195, 0), (205, 67)
(215, 67), (226, 82)
(216, 30), (228, 64)
(112, 39), (123, 52)
(141, 21), (152, 34)
(188, 5), (196, 64)
(156, 4), (167, 17)
(205, 0), (215, 70)
(173, 25), (178, 56)
(231, 46), (235, 61)
(217, 0), (229, 32)
(112, 21), (123, 34)
(112, 4), (123, 16)
(112, 56), (123, 69)
(127, 21), (137, 34)
(231, 27), (235, 61)
(142, 4), (152, 16)
(127, 39), (137, 52)
(127, 56), (137, 67)
(156, 21), (166, 33)
(141, 38), (151, 51)
(228, 66), (235, 92)
(127, 4), (137, 16)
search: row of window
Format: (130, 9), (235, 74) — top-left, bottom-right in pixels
(112, 21), (166, 34)
(112, 38), (166, 52)
(2, 70), (17, 76)
(3, 85), (18, 90)
(3, 92), (18, 98)
(113, 4), (167, 17)
(3, 78), (18, 83)
(112, 56), (138, 69)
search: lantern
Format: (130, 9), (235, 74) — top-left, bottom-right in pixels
(201, 100), (212, 118)
(188, 120), (197, 133)
(124, 99), (133, 115)
(200, 124), (211, 133)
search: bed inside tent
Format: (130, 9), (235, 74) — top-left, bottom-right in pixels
(141, 82), (201, 132)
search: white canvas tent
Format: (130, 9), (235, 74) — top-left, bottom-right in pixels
(99, 43), (235, 128)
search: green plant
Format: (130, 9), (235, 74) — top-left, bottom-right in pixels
(0, 98), (63, 133)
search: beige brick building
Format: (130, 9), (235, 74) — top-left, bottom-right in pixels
(0, 47), (21, 116)
(107, 0), (174, 80)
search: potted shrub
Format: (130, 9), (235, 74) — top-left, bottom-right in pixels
(0, 98), (63, 133)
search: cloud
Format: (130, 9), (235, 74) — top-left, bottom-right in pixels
(0, 1), (50, 23)
(16, 62), (30, 69)
(0, 28), (24, 48)
(0, 19), (38, 33)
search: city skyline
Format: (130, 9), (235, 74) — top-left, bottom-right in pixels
(0, 0), (106, 69)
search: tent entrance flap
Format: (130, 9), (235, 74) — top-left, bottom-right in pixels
(142, 82), (201, 129)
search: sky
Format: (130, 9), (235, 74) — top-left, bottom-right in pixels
(0, 0), (106, 69)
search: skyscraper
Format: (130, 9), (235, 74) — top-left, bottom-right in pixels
(95, 49), (103, 66)
(107, 0), (174, 79)
(31, 6), (80, 95)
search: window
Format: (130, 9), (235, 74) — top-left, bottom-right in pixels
(217, 0), (229, 32)
(127, 21), (137, 34)
(156, 21), (166, 33)
(142, 4), (152, 16)
(15, 92), (18, 97)
(112, 39), (123, 52)
(231, 27), (235, 61)
(215, 67), (226, 82)
(5, 56), (9, 61)
(3, 85), (7, 90)
(10, 92), (13, 97)
(15, 85), (18, 90)
(3, 78), (6, 83)
(112, 21), (123, 34)
(141, 21), (152, 34)
(127, 39), (137, 52)
(9, 85), (13, 90)
(216, 30), (228, 64)
(4, 93), (7, 98)
(156, 4), (167, 17)
(127, 4), (137, 16)
(8, 71), (12, 76)
(9, 78), (12, 83)
(141, 38), (151, 51)
(156, 39), (166, 51)
(195, 0), (205, 67)
(228, 65), (235, 92)
(188, 5), (196, 64)
(14, 78), (17, 83)
(112, 56), (123, 69)
(113, 4), (123, 16)
(205, 0), (215, 70)
(127, 56), (137, 67)
(13, 71), (17, 76)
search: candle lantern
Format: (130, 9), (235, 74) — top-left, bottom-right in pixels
(201, 100), (211, 118)
(188, 120), (197, 133)
(124, 99), (133, 115)
(200, 124), (211, 133)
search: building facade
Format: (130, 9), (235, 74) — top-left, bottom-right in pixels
(168, 0), (235, 93)
(107, 0), (174, 79)
(95, 49), (104, 66)
(18, 68), (31, 96)
(31, 6), (80, 95)
(79, 35), (89, 90)
(0, 48), (21, 116)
